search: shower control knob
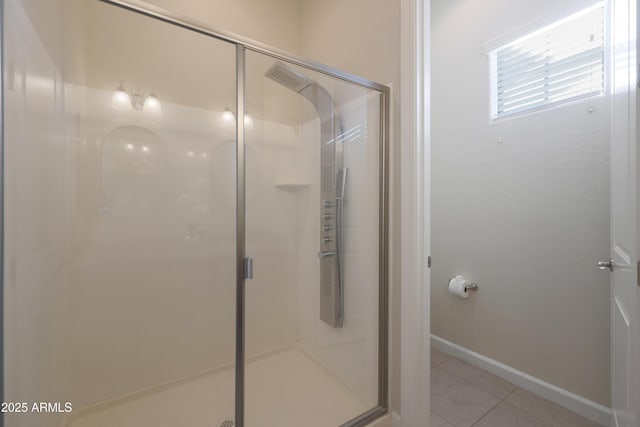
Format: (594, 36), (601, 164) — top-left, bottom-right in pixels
(319, 251), (336, 259)
(597, 259), (614, 271)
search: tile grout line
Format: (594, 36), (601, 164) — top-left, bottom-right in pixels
(468, 397), (502, 427)
(505, 400), (557, 427)
(428, 390), (457, 427)
(501, 388), (518, 402)
(431, 353), (452, 369)
(502, 386), (576, 427)
(431, 407), (456, 426)
(468, 389), (545, 427)
(468, 400), (557, 427)
(469, 381), (519, 426)
(468, 404), (495, 427)
(431, 411), (456, 427)
(433, 357), (515, 401)
(431, 360), (503, 427)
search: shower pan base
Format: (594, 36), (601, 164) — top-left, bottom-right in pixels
(66, 348), (370, 427)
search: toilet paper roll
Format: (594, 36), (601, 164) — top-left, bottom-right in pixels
(448, 275), (470, 298)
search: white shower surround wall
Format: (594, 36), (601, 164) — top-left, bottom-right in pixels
(68, 91), (381, 410)
(3, 1), (72, 427)
(66, 91), (382, 409)
(68, 86), (299, 407)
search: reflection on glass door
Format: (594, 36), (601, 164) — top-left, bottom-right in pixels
(4, 1), (388, 426)
(4, 1), (237, 426)
(243, 50), (383, 426)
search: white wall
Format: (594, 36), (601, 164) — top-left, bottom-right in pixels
(430, 0), (610, 405)
(144, 0), (301, 53)
(3, 0), (72, 426)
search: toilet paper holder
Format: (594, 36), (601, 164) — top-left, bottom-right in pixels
(448, 275), (479, 297)
(465, 282), (479, 292)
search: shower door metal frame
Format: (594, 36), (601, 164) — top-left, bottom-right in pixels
(235, 44), (247, 427)
(24, 2), (390, 426)
(0, 1), (5, 426)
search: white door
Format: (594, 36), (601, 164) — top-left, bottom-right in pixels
(609, 0), (638, 425)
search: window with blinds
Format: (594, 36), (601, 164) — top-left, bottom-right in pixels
(489, 3), (605, 120)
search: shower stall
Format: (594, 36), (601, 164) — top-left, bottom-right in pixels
(2, 0), (389, 427)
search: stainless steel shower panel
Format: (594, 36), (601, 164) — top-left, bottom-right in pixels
(312, 85), (345, 329)
(265, 63), (346, 328)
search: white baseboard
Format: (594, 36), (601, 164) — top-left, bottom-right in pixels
(431, 335), (611, 427)
(391, 411), (401, 427)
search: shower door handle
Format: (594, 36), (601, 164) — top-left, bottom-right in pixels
(244, 257), (254, 279)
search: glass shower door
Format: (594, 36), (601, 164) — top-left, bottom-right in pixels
(243, 50), (384, 426)
(4, 2), (389, 426)
(4, 1), (238, 426)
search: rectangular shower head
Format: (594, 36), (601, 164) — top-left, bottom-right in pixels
(265, 62), (314, 93)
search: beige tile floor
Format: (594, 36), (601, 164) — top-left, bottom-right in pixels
(430, 348), (603, 427)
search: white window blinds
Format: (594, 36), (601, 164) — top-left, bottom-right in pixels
(489, 3), (605, 119)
